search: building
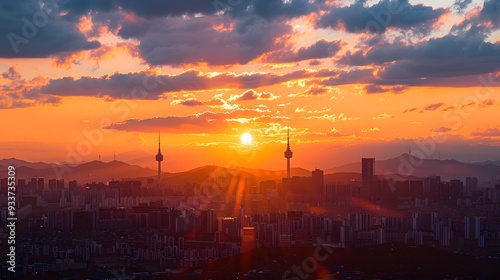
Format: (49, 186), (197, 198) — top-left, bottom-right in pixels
(361, 158), (375, 183)
(311, 169), (324, 193)
(242, 227), (256, 252)
(465, 177), (478, 196)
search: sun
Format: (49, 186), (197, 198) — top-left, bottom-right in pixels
(241, 132), (253, 146)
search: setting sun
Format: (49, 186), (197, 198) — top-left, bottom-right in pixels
(241, 132), (253, 146)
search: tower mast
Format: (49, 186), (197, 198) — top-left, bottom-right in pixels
(284, 126), (293, 179)
(155, 132), (164, 188)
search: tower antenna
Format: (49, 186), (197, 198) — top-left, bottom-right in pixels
(284, 126), (293, 179)
(156, 131), (164, 188)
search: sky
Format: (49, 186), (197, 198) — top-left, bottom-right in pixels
(0, 0), (499, 172)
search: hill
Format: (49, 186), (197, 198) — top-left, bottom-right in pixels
(0, 160), (157, 183)
(326, 153), (500, 182)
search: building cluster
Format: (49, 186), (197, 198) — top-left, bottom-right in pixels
(1, 133), (499, 277)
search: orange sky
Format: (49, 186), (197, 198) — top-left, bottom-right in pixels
(0, 0), (498, 171)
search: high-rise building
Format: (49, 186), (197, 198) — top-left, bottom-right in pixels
(464, 216), (482, 240)
(284, 127), (293, 179)
(465, 177), (478, 196)
(201, 209), (217, 234)
(312, 168), (324, 193)
(361, 158), (375, 182)
(156, 133), (164, 188)
(31, 176), (45, 195)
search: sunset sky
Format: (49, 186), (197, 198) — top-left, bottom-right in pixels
(0, 0), (499, 171)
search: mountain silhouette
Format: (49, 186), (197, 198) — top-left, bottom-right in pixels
(326, 153), (500, 182)
(2, 153), (499, 184)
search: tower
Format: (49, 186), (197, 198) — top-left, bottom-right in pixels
(284, 127), (293, 179)
(155, 133), (164, 187)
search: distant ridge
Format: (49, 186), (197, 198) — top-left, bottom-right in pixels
(0, 159), (156, 183)
(326, 153), (500, 182)
(2, 154), (499, 184)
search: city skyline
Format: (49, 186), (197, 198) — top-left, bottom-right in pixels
(0, 0), (499, 171)
(1, 1), (500, 279)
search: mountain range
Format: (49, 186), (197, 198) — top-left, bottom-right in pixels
(326, 153), (500, 182)
(1, 153), (499, 185)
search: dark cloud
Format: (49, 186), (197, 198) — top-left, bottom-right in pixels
(265, 39), (343, 63)
(340, 42), (409, 66)
(1, 67), (21, 80)
(0, 0), (100, 58)
(479, 0), (500, 29)
(116, 0), (219, 18)
(403, 107), (417, 113)
(181, 99), (205, 106)
(64, 0), (317, 21)
(0, 74), (61, 109)
(136, 16), (290, 66)
(451, 0), (499, 38)
(342, 34), (500, 86)
(309, 59), (322, 66)
(295, 86), (329, 97)
(423, 103), (444, 111)
(39, 68), (339, 99)
(316, 0), (446, 35)
(404, 98), (497, 114)
(364, 84), (408, 94)
(104, 109), (266, 133)
(230, 0), (315, 20)
(453, 0), (473, 13)
(61, 0), (116, 18)
(320, 69), (375, 86)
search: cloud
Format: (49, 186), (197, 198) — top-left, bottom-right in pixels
(76, 0), (315, 20)
(134, 15), (290, 66)
(362, 127), (380, 132)
(309, 59), (322, 66)
(0, 0), (100, 58)
(453, 0), (473, 14)
(479, 0), (500, 29)
(372, 113), (394, 120)
(403, 107), (418, 113)
(433, 127), (452, 133)
(320, 69), (375, 86)
(171, 94), (238, 109)
(471, 127), (500, 137)
(316, 0), (446, 35)
(104, 108), (275, 133)
(364, 84), (408, 94)
(375, 35), (500, 84)
(404, 98), (496, 114)
(423, 102), (444, 111)
(1, 67), (21, 80)
(265, 39), (344, 63)
(0, 74), (61, 109)
(341, 33), (500, 87)
(115, 0), (219, 18)
(452, 0), (499, 35)
(301, 127), (349, 139)
(39, 68), (341, 100)
(229, 89), (280, 101)
(292, 86), (329, 97)
(180, 99), (205, 106)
